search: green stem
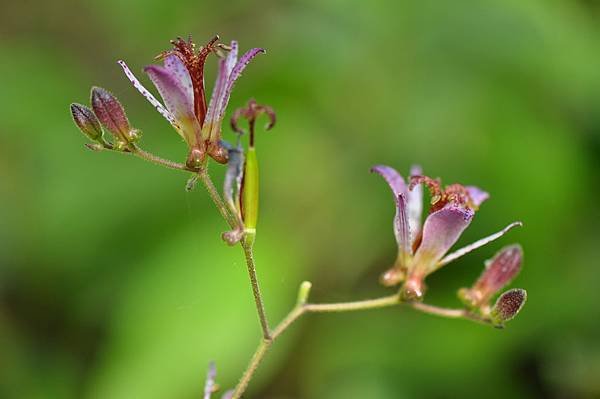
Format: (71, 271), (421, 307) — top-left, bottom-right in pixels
(231, 338), (272, 399)
(198, 169), (239, 230)
(241, 236), (272, 340)
(231, 289), (492, 398)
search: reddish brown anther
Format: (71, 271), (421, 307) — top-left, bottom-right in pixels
(158, 35), (222, 126)
(410, 176), (477, 212)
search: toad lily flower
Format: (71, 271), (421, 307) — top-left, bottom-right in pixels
(118, 36), (265, 168)
(372, 165), (522, 300)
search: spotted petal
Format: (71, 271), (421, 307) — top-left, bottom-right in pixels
(218, 47), (265, 122)
(144, 63), (201, 146)
(410, 206), (474, 275)
(436, 221), (522, 269)
(205, 41), (238, 130)
(118, 60), (180, 132)
(163, 55), (194, 101)
(371, 165), (407, 198)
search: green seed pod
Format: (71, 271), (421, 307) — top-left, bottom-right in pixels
(241, 147), (259, 232)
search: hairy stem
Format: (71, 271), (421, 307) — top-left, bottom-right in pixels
(408, 302), (491, 325)
(198, 169), (239, 229)
(231, 289), (491, 398)
(241, 237), (272, 340)
(231, 339), (272, 399)
(130, 145), (196, 171)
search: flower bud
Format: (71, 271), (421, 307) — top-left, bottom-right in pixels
(491, 288), (527, 326)
(90, 86), (133, 144)
(71, 103), (104, 142)
(379, 266), (406, 287)
(459, 244), (522, 308)
(241, 147), (259, 232)
(297, 281), (312, 305)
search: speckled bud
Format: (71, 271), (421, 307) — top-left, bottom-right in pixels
(70, 103), (103, 141)
(90, 86), (133, 143)
(491, 288), (527, 326)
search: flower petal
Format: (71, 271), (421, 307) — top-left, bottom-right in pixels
(205, 41), (238, 127)
(466, 186), (489, 207)
(410, 206), (474, 275)
(118, 60), (179, 131)
(436, 221), (522, 269)
(223, 146), (245, 211)
(407, 164), (423, 237)
(163, 54), (193, 102)
(371, 165), (407, 198)
(144, 64), (201, 145)
(217, 47), (265, 122)
(395, 194), (411, 261)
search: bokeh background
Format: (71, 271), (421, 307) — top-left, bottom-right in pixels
(2, 0), (600, 398)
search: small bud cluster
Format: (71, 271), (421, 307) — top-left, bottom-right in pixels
(70, 87), (140, 152)
(373, 165), (527, 325)
(459, 245), (527, 327)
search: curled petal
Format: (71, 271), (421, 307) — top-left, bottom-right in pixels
(218, 48), (265, 122)
(491, 288), (527, 326)
(371, 165), (407, 198)
(466, 186), (490, 208)
(118, 60), (179, 131)
(410, 206), (474, 275)
(205, 41), (238, 128)
(436, 221), (523, 269)
(90, 86), (131, 142)
(145, 64), (201, 146)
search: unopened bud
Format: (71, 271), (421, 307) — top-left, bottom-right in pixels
(90, 86), (133, 143)
(460, 245), (523, 308)
(70, 103), (104, 142)
(297, 281), (312, 305)
(379, 266), (405, 287)
(491, 288), (527, 326)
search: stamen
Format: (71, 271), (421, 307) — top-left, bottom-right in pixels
(230, 99), (276, 148)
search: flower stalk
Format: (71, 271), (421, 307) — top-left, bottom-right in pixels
(69, 33), (527, 399)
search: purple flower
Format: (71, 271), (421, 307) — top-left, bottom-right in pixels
(118, 36), (265, 168)
(372, 165), (522, 300)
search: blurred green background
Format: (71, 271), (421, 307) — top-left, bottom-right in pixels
(2, 0), (600, 398)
